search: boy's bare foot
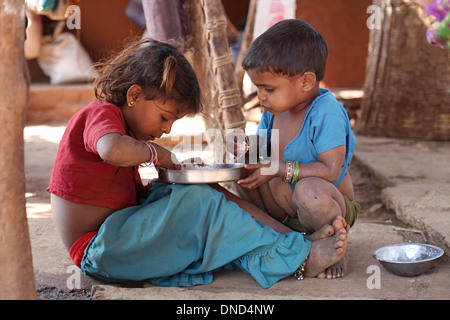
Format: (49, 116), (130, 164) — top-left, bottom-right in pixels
(304, 215), (347, 242)
(305, 224), (334, 242)
(332, 215), (349, 234)
(317, 216), (349, 279)
(317, 253), (347, 279)
(303, 228), (347, 278)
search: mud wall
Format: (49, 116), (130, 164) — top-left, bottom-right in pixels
(28, 0), (370, 89)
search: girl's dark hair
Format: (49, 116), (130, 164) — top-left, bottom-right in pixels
(93, 38), (201, 114)
(242, 19), (328, 81)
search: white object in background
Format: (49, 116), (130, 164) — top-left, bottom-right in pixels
(38, 31), (93, 84)
(253, 0), (297, 40)
(244, 0), (297, 96)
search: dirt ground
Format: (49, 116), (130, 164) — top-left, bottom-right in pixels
(34, 164), (427, 300)
(25, 125), (429, 300)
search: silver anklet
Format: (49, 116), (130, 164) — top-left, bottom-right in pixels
(294, 255), (308, 280)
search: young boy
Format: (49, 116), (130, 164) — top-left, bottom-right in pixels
(237, 19), (360, 279)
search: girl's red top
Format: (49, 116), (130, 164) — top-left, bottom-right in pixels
(47, 100), (145, 210)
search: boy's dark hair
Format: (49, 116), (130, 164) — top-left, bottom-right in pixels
(242, 19), (328, 81)
(93, 38), (201, 114)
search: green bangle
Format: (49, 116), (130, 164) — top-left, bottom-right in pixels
(291, 161), (300, 184)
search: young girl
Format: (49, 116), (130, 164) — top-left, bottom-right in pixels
(47, 38), (348, 288)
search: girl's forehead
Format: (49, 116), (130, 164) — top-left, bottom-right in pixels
(153, 99), (186, 118)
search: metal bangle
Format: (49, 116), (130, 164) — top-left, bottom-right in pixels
(140, 140), (158, 167)
(291, 161), (300, 184)
(294, 254), (308, 280)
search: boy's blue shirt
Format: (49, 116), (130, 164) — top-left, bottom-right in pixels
(257, 88), (356, 191)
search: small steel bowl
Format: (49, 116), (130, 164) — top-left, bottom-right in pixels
(373, 243), (444, 277)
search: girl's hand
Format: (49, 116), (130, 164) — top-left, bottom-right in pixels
(143, 181), (153, 198)
(237, 162), (276, 189)
(180, 157), (204, 166)
(152, 144), (180, 170)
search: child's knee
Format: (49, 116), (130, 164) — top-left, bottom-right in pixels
(293, 178), (326, 205)
(292, 177), (339, 215)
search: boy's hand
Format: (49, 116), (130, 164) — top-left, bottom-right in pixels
(226, 132), (249, 157)
(237, 162), (275, 189)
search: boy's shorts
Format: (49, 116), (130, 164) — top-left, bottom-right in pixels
(282, 195), (360, 234)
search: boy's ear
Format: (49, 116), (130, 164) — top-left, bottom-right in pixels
(302, 72), (317, 91)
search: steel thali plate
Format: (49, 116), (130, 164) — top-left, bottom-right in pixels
(158, 163), (246, 184)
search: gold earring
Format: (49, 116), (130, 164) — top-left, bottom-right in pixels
(128, 101), (134, 107)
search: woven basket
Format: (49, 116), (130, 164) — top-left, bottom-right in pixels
(357, 0), (450, 141)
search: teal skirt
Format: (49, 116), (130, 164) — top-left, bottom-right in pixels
(81, 183), (311, 288)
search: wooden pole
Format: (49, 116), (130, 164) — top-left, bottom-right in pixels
(201, 0), (246, 133)
(0, 0), (36, 299)
(184, 0), (224, 161)
(142, 0), (184, 42)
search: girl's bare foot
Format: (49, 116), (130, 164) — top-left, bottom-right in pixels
(303, 228), (347, 278)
